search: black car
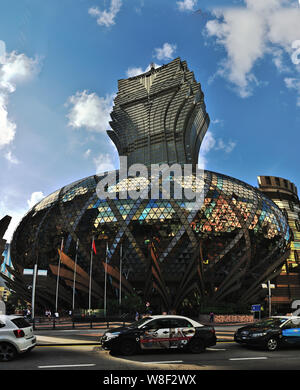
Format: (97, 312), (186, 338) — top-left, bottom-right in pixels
(234, 316), (300, 351)
(101, 315), (216, 355)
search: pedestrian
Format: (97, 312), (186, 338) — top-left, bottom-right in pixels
(135, 312), (139, 321)
(26, 308), (31, 319)
(209, 312), (214, 323)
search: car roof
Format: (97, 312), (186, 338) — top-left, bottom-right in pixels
(0, 315), (23, 320)
(141, 314), (203, 326)
(144, 315), (192, 320)
(271, 316), (300, 319)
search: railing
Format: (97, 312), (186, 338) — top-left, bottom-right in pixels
(29, 314), (135, 331)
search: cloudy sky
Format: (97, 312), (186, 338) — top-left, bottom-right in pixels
(1, 0), (300, 241)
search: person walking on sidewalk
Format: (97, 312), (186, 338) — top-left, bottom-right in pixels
(209, 312), (214, 323)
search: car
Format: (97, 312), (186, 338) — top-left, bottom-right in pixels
(0, 315), (37, 361)
(100, 314), (216, 355)
(234, 316), (300, 351)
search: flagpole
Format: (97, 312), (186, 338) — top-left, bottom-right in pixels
(104, 241), (108, 317)
(55, 237), (64, 313)
(119, 243), (122, 306)
(72, 239), (79, 312)
(89, 236), (94, 313)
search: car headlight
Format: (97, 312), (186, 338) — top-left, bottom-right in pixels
(251, 332), (267, 337)
(104, 332), (121, 340)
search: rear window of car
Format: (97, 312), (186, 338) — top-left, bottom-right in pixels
(11, 318), (31, 328)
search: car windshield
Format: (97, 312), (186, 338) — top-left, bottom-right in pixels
(128, 317), (153, 328)
(253, 318), (287, 328)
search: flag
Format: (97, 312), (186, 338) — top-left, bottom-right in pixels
(92, 237), (97, 254)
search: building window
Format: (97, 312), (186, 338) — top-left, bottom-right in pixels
(284, 179), (288, 188)
(275, 177), (280, 186)
(266, 176), (271, 185)
(296, 220), (300, 232)
(289, 201), (294, 212)
(295, 251), (299, 263)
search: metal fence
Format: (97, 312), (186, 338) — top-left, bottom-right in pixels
(29, 314), (134, 330)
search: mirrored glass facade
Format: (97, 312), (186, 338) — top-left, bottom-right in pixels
(8, 170), (290, 312)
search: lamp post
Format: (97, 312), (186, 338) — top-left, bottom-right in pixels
(262, 281), (275, 316)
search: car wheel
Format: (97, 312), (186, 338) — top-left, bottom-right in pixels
(188, 339), (205, 354)
(0, 343), (17, 362)
(266, 337), (279, 351)
(119, 340), (137, 356)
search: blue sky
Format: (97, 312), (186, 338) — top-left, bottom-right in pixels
(1, 0), (300, 241)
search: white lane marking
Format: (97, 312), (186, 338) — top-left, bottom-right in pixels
(207, 348), (226, 351)
(38, 363), (96, 369)
(36, 335), (94, 344)
(142, 360), (183, 364)
(229, 357), (267, 361)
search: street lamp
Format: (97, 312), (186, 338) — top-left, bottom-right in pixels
(262, 281), (275, 316)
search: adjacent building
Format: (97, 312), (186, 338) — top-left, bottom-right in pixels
(258, 176), (300, 313)
(0, 216), (12, 303)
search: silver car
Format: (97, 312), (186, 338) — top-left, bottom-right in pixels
(0, 315), (36, 361)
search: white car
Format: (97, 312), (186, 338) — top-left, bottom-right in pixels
(0, 315), (36, 361)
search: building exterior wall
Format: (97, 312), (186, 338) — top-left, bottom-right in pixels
(258, 175), (300, 311)
(7, 170), (290, 312)
(108, 58), (210, 167)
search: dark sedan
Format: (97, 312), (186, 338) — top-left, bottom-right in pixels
(234, 316), (300, 351)
(101, 315), (216, 355)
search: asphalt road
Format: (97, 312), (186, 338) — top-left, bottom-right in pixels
(1, 326), (300, 372)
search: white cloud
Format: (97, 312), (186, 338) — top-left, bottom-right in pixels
(215, 139), (236, 154)
(200, 130), (216, 155)
(154, 43), (177, 61)
(66, 90), (114, 133)
(0, 40), (40, 150)
(0, 94), (16, 149)
(89, 0), (122, 27)
(0, 49), (40, 93)
(93, 152), (116, 173)
(1, 191), (44, 242)
(176, 0), (197, 12)
(205, 0), (300, 101)
(27, 191), (45, 209)
(211, 118), (224, 126)
(84, 148), (91, 158)
(126, 63), (160, 78)
(1, 207), (25, 242)
(4, 150), (19, 164)
(198, 130), (236, 169)
(284, 77), (300, 106)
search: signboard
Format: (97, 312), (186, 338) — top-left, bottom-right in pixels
(23, 269), (47, 276)
(251, 304), (261, 312)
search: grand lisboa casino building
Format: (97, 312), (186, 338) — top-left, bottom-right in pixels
(8, 58), (290, 313)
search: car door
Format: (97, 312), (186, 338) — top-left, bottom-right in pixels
(169, 318), (196, 349)
(281, 320), (300, 345)
(139, 318), (172, 350)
